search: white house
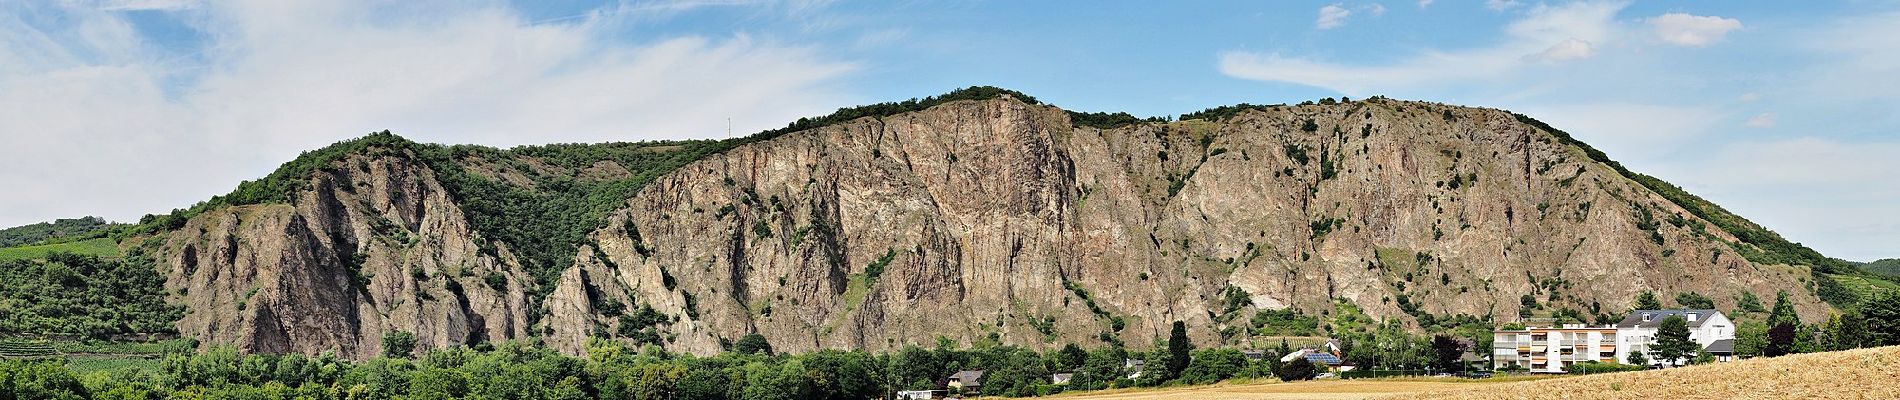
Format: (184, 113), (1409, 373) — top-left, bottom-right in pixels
(1613, 309), (1734, 365)
(896, 390), (946, 399)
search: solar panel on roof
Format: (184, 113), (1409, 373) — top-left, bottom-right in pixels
(1304, 353), (1341, 364)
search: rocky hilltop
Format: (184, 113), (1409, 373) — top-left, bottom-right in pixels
(125, 89), (1839, 358)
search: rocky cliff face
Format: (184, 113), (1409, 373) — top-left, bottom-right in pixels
(143, 95), (1832, 358)
(539, 96), (1829, 355)
(150, 149), (532, 359)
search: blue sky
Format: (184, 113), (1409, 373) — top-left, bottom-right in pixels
(2, 0), (1896, 261)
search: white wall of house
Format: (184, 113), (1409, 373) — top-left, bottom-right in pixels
(1496, 311), (1737, 372)
(1492, 326), (1617, 373)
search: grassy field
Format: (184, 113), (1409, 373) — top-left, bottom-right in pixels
(1387, 345), (1900, 399)
(65, 355), (164, 375)
(0, 237), (120, 261)
(1015, 377), (1548, 400)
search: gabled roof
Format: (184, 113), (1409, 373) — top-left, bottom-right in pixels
(1705, 339), (1735, 354)
(1616, 309), (1725, 329)
(949, 370), (985, 384)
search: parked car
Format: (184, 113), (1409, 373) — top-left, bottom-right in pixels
(1314, 373), (1336, 379)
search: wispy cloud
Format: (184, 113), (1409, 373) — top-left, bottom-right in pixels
(1316, 4), (1352, 30)
(1649, 13), (1742, 47)
(1527, 38), (1596, 62)
(1486, 0), (1522, 11)
(1223, 1), (1625, 94)
(1744, 112), (1776, 128)
(0, 1), (857, 227)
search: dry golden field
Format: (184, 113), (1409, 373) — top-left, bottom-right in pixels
(1019, 377), (1544, 400)
(1387, 345), (1900, 400)
(1020, 346), (1900, 400)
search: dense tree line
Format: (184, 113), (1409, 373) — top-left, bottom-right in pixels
(1727, 290), (1900, 359)
(1862, 259), (1900, 278)
(0, 328), (1352, 400)
(0, 217), (115, 248)
(0, 252), (184, 337)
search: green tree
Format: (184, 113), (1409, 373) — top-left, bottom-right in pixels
(1277, 358), (1317, 381)
(1056, 343), (1088, 372)
(1766, 323), (1798, 357)
(0, 361), (89, 400)
(1074, 346), (1125, 389)
(1819, 311), (1868, 351)
(1737, 291), (1767, 313)
(978, 348), (1048, 397)
(1166, 321), (1192, 378)
(1674, 292), (1714, 309)
(1429, 335), (1466, 372)
(1626, 350), (1648, 366)
(1652, 315), (1696, 366)
(735, 333), (774, 355)
(891, 345), (946, 391)
(1734, 320), (1769, 358)
(1862, 290), (1900, 346)
(1769, 290), (1800, 326)
(1635, 291), (1663, 310)
(1177, 348), (1246, 384)
(383, 330), (418, 359)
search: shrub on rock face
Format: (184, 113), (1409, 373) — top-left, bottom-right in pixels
(734, 333), (772, 355)
(382, 331), (417, 359)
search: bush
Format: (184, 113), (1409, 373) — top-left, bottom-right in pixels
(734, 333), (773, 355)
(382, 331), (417, 359)
(1278, 358), (1317, 381)
(1569, 361), (1645, 374)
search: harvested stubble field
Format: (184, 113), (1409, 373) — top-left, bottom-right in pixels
(1388, 345), (1900, 400)
(1026, 377), (1547, 400)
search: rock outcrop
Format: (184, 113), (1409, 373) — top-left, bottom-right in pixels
(141, 94), (1833, 358)
(152, 150), (532, 359)
(539, 96), (1828, 355)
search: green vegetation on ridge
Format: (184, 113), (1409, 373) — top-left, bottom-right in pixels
(0, 252), (184, 338)
(0, 216), (116, 248)
(114, 86), (1059, 322)
(0, 238), (118, 262)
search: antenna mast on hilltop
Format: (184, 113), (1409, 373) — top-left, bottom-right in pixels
(727, 117), (732, 139)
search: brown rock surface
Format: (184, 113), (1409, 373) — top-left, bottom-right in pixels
(144, 95), (1831, 358)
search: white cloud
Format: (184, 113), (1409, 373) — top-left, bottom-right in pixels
(1738, 92), (1761, 102)
(1222, 1), (1625, 95)
(1316, 4), (1352, 30)
(1649, 13), (1741, 47)
(1486, 0), (1522, 11)
(852, 28), (908, 49)
(0, 1), (857, 227)
(1744, 112), (1776, 128)
(1365, 4), (1387, 16)
(1527, 38), (1596, 62)
(74, 0), (200, 11)
(1418, 0), (1434, 9)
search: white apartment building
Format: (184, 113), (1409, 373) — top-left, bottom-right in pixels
(1493, 324), (1620, 373)
(1494, 309), (1735, 373)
